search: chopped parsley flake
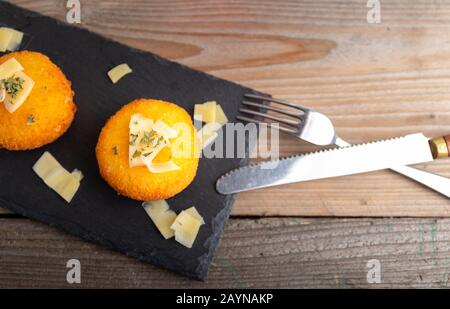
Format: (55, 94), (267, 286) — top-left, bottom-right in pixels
(129, 133), (138, 145)
(112, 146), (118, 155)
(1, 76), (25, 99)
(132, 150), (141, 158)
(26, 114), (35, 125)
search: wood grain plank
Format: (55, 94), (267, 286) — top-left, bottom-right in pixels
(4, 0), (450, 216)
(2, 217), (450, 288)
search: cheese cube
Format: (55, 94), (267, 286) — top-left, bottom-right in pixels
(194, 101), (216, 123)
(44, 168), (72, 193)
(215, 104), (228, 125)
(5, 28), (23, 51)
(0, 58), (24, 80)
(33, 151), (64, 180)
(33, 152), (82, 203)
(184, 206), (205, 225)
(58, 175), (81, 203)
(143, 200), (177, 239)
(108, 63), (132, 84)
(3, 71), (35, 113)
(0, 28), (13, 52)
(170, 211), (202, 248)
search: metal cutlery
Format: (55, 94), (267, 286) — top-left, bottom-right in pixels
(216, 94), (450, 197)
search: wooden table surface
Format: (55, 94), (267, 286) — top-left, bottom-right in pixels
(2, 0), (450, 288)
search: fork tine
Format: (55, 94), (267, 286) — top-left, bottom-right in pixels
(244, 93), (308, 112)
(236, 115), (297, 134)
(239, 108), (299, 126)
(242, 100), (302, 118)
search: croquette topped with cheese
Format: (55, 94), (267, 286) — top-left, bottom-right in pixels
(96, 99), (200, 201)
(0, 51), (76, 150)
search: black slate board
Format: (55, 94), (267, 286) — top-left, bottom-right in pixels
(0, 2), (267, 280)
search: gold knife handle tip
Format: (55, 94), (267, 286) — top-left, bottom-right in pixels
(429, 136), (450, 159)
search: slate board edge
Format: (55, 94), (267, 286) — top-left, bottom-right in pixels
(0, 1), (271, 281)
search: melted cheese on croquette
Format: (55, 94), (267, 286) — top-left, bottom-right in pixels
(96, 99), (200, 201)
(0, 51), (76, 150)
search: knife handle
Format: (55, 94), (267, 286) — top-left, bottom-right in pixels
(429, 136), (450, 158)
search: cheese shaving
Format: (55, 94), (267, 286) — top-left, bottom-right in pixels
(143, 200), (177, 239)
(170, 210), (202, 248)
(107, 63), (132, 84)
(33, 152), (82, 203)
(128, 114), (180, 173)
(3, 71), (35, 113)
(152, 120), (178, 139)
(0, 27), (23, 52)
(0, 58), (24, 80)
(0, 28), (13, 52)
(5, 28), (23, 51)
(146, 161), (180, 173)
(184, 206), (205, 225)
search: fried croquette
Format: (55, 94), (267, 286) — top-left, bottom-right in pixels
(96, 99), (200, 201)
(0, 51), (76, 150)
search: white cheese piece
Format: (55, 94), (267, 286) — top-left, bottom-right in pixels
(0, 28), (13, 52)
(33, 152), (82, 203)
(184, 206), (205, 225)
(44, 168), (72, 192)
(170, 211), (202, 248)
(3, 71), (35, 113)
(129, 114), (180, 173)
(129, 114), (153, 167)
(143, 200), (177, 239)
(107, 63), (132, 84)
(215, 104), (228, 125)
(152, 120), (178, 139)
(194, 101), (216, 123)
(5, 28), (23, 51)
(58, 173), (81, 203)
(146, 161), (180, 174)
(33, 151), (64, 180)
(0, 58), (24, 80)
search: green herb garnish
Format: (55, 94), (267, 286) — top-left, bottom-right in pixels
(129, 133), (138, 145)
(142, 151), (153, 157)
(112, 146), (118, 155)
(26, 114), (35, 125)
(132, 150), (141, 158)
(1, 76), (25, 99)
(140, 130), (158, 146)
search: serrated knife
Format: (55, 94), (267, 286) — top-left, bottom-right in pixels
(216, 133), (450, 195)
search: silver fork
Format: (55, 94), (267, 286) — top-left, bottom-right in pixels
(237, 93), (450, 198)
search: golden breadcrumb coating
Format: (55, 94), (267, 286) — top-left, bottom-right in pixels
(0, 51), (76, 150)
(96, 99), (200, 201)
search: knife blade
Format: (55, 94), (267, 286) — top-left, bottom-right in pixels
(216, 133), (448, 195)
